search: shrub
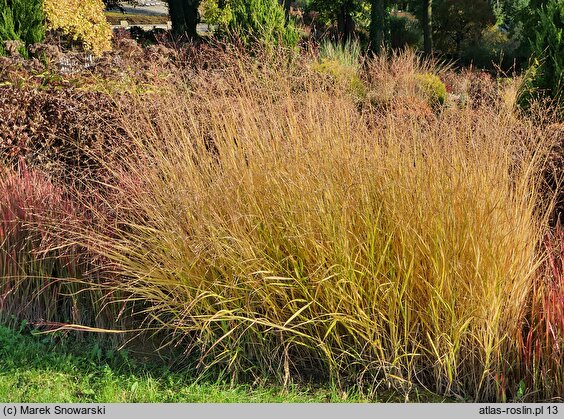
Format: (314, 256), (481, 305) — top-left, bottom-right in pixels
(0, 0), (44, 57)
(43, 0), (112, 56)
(460, 25), (521, 70)
(0, 84), (126, 180)
(226, 0), (300, 48)
(313, 40), (366, 99)
(389, 13), (422, 50)
(520, 0), (563, 110)
(200, 0), (233, 29)
(311, 58), (366, 99)
(414, 73), (447, 106)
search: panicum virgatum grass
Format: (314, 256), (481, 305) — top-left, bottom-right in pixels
(66, 48), (558, 401)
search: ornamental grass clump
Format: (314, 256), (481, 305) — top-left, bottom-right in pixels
(0, 163), (118, 330)
(365, 49), (448, 112)
(520, 224), (564, 400)
(67, 49), (558, 401)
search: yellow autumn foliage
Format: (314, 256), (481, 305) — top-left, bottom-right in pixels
(43, 0), (112, 56)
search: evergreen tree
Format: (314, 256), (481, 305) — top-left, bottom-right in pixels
(522, 0), (563, 107)
(0, 0), (44, 56)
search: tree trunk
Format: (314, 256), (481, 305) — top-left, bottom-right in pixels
(279, 0), (291, 21)
(370, 0), (387, 54)
(337, 3), (355, 43)
(422, 0), (433, 56)
(167, 0), (200, 39)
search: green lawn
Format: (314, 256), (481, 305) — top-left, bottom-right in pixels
(0, 325), (366, 403)
(105, 12), (168, 25)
